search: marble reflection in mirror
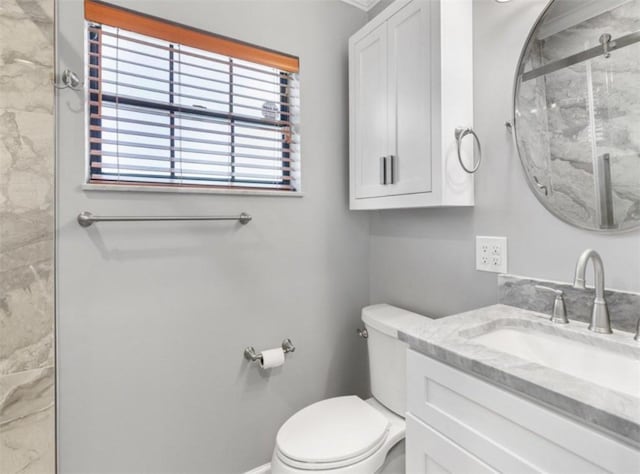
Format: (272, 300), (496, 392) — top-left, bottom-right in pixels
(514, 0), (640, 232)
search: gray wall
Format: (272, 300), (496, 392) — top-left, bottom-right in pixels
(368, 0), (394, 19)
(369, 0), (640, 319)
(56, 1), (369, 472)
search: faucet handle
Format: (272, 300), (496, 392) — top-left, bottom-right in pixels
(535, 285), (569, 324)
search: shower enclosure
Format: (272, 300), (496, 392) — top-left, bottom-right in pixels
(0, 0), (55, 473)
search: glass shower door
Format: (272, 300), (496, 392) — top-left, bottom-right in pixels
(588, 40), (640, 229)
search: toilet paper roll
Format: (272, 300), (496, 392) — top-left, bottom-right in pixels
(260, 348), (285, 369)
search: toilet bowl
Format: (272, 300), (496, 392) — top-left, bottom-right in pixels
(271, 397), (404, 473)
(270, 305), (431, 474)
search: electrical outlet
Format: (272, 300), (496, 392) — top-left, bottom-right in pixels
(476, 236), (508, 273)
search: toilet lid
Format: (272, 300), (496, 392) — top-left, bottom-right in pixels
(276, 396), (390, 465)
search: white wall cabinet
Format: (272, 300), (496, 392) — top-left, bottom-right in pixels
(406, 349), (640, 473)
(349, 0), (474, 210)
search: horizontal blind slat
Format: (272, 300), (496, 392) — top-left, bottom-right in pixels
(91, 149), (293, 164)
(90, 155), (293, 171)
(89, 67), (292, 107)
(91, 163), (294, 182)
(88, 46), (290, 90)
(88, 99), (293, 129)
(92, 127), (291, 153)
(92, 83), (291, 117)
(91, 143), (293, 164)
(90, 115), (293, 144)
(88, 56), (290, 97)
(89, 177), (294, 190)
(91, 102), (295, 135)
(89, 27), (290, 79)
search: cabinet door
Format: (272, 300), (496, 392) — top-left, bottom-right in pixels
(406, 413), (497, 474)
(407, 350), (640, 473)
(387, 0), (432, 196)
(351, 23), (389, 199)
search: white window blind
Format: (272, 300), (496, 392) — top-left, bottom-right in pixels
(87, 19), (300, 191)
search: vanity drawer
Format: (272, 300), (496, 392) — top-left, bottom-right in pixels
(406, 413), (496, 474)
(407, 349), (640, 473)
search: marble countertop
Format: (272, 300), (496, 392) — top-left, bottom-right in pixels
(399, 304), (640, 447)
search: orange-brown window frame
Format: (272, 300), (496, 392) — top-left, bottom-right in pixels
(84, 0), (299, 73)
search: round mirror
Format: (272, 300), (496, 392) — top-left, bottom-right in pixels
(513, 0), (640, 232)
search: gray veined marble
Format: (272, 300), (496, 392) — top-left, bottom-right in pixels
(498, 274), (640, 333)
(399, 304), (640, 447)
(0, 0), (55, 376)
(0, 0), (55, 472)
(0, 367), (54, 474)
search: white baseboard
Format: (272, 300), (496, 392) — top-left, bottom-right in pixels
(245, 462), (271, 474)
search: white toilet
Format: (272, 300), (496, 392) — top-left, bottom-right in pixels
(271, 304), (430, 473)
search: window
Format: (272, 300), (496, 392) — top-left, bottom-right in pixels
(85, 0), (300, 192)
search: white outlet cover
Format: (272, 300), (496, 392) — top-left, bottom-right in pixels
(476, 236), (508, 273)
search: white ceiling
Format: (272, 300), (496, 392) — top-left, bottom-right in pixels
(339, 0), (382, 12)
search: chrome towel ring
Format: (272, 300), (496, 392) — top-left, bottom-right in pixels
(455, 127), (482, 174)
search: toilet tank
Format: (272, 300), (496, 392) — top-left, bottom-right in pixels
(362, 304), (432, 417)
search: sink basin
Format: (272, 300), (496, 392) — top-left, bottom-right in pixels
(471, 327), (640, 398)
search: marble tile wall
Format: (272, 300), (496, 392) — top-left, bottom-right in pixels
(499, 274), (640, 333)
(0, 0), (55, 472)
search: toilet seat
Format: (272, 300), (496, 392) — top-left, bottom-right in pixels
(271, 397), (406, 474)
(275, 396), (390, 470)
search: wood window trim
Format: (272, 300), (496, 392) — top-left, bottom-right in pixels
(84, 0), (300, 73)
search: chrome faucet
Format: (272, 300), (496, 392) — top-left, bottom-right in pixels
(573, 249), (612, 334)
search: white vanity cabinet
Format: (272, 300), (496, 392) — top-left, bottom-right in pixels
(406, 349), (640, 473)
(348, 0), (474, 210)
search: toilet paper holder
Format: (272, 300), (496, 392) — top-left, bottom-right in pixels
(244, 338), (295, 363)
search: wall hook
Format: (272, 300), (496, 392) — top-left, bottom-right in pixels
(54, 69), (82, 91)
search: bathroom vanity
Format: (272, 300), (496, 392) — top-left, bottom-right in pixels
(401, 304), (640, 473)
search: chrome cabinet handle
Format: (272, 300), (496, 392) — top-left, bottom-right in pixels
(386, 155), (396, 184)
(455, 127), (482, 174)
(379, 156), (396, 185)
